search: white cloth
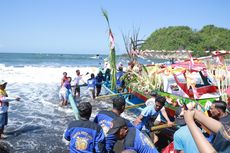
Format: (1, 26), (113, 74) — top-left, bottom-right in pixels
(74, 76), (82, 85)
(0, 97), (17, 114)
(59, 87), (68, 100)
(145, 97), (156, 106)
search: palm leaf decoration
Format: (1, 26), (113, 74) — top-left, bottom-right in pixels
(102, 9), (117, 91)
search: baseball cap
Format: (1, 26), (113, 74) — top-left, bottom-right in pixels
(107, 117), (127, 135)
(0, 80), (7, 85)
(175, 107), (186, 126)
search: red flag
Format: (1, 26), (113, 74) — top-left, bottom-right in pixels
(109, 29), (115, 49)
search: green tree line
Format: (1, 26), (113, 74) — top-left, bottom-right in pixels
(141, 25), (230, 57)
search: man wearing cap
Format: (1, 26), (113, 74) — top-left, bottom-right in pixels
(0, 80), (20, 139)
(94, 96), (133, 152)
(173, 107), (199, 153)
(108, 117), (159, 153)
(64, 102), (106, 153)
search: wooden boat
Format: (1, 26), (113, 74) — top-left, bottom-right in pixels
(102, 82), (145, 112)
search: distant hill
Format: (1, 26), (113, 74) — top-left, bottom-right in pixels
(141, 25), (230, 56)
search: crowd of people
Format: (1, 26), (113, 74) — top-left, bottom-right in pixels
(64, 97), (160, 153)
(62, 89), (230, 152)
(57, 62), (230, 153)
(59, 64), (126, 105)
(0, 69), (229, 152)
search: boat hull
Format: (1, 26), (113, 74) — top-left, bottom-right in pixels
(128, 87), (217, 117)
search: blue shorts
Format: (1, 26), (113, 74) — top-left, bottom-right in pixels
(0, 112), (8, 129)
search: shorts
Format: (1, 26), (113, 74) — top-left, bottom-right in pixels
(0, 112), (8, 129)
(74, 85), (80, 93)
(96, 85), (102, 89)
(59, 88), (68, 100)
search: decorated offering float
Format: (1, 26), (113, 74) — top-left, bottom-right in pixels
(101, 8), (230, 116)
(122, 50), (230, 117)
(100, 10), (230, 151)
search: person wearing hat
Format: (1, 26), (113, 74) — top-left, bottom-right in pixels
(0, 80), (8, 97)
(94, 96), (133, 152)
(173, 107), (199, 153)
(64, 102), (106, 153)
(107, 117), (159, 153)
(0, 80), (20, 139)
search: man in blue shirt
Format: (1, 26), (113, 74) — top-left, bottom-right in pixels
(133, 96), (173, 144)
(64, 102), (106, 153)
(173, 107), (199, 153)
(94, 96), (126, 135)
(94, 96), (132, 152)
(116, 66), (125, 92)
(133, 96), (169, 131)
(108, 117), (159, 153)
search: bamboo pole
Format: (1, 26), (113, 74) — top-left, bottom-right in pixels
(150, 123), (176, 131)
(96, 92), (129, 99)
(125, 103), (145, 109)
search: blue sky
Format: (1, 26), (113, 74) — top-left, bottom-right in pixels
(0, 0), (229, 54)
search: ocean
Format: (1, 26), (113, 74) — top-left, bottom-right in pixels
(0, 53), (153, 153)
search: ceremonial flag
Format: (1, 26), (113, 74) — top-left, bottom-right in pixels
(102, 9), (117, 91)
(109, 29), (115, 50)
